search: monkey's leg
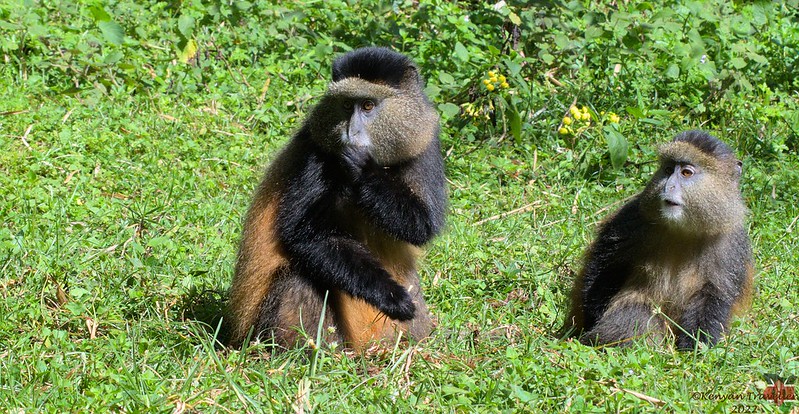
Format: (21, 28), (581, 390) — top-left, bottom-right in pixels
(403, 273), (433, 340)
(675, 284), (732, 350)
(333, 270), (432, 349)
(278, 154), (416, 321)
(256, 267), (339, 349)
(583, 293), (666, 347)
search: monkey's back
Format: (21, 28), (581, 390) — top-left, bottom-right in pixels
(227, 142), (297, 346)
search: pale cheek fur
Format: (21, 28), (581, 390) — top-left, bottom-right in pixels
(369, 98), (436, 165)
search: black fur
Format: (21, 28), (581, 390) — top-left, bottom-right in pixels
(274, 127), (445, 322)
(579, 200), (644, 331)
(347, 139), (446, 245)
(674, 130), (734, 158)
(332, 47), (417, 88)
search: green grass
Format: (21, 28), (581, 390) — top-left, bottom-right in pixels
(1, 0), (798, 412)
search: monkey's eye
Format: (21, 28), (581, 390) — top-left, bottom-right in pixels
(343, 102), (354, 111)
(681, 167), (695, 178)
(664, 165), (675, 175)
(361, 100), (375, 112)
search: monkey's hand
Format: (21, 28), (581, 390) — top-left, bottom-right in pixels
(675, 283), (730, 350)
(374, 280), (416, 321)
(341, 145), (374, 182)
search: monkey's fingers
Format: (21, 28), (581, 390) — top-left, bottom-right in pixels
(374, 283), (416, 321)
(341, 146), (372, 179)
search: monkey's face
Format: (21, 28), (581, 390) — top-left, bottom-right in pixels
(643, 144), (746, 235)
(308, 77), (438, 165)
(655, 160), (699, 223)
(339, 98), (379, 148)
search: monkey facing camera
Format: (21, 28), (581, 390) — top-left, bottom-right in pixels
(564, 131), (754, 350)
(226, 47), (446, 351)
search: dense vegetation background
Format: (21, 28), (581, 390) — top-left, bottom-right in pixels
(1, 0), (798, 411)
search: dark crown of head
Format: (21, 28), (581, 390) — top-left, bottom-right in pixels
(674, 130), (734, 158)
(332, 47), (415, 88)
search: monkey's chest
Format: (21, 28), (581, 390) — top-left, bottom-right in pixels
(332, 200), (419, 282)
(636, 261), (705, 313)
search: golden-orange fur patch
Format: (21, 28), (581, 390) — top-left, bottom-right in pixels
(228, 191), (287, 345)
(334, 291), (399, 349)
(731, 263), (755, 317)
(335, 235), (421, 350)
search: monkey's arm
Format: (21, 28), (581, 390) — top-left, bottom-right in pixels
(675, 284), (732, 349)
(676, 231), (752, 350)
(578, 202), (643, 331)
(277, 149), (416, 321)
(344, 140), (446, 246)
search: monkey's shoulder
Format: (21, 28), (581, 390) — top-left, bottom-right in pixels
(591, 197), (651, 249)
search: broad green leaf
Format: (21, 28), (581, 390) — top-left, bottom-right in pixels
(641, 118), (664, 126)
(730, 57), (746, 69)
(89, 5), (111, 22)
(665, 63), (680, 78)
(511, 385), (536, 403)
(625, 106), (645, 119)
(539, 52), (555, 64)
(146, 236), (175, 249)
(454, 42), (469, 61)
(584, 26), (603, 40)
(438, 103), (460, 118)
(748, 52), (768, 65)
(178, 15), (195, 38)
(438, 72), (455, 85)
(508, 107), (522, 144)
(98, 20), (124, 45)
(103, 50), (123, 64)
(604, 127), (628, 170)
(505, 60), (522, 77)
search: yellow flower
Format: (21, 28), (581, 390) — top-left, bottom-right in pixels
(562, 116), (573, 125)
(569, 106), (580, 117)
(498, 75), (506, 83)
(489, 76), (498, 83)
(486, 83), (495, 91)
(500, 82), (509, 89)
(558, 127), (570, 135)
(609, 113), (620, 124)
(482, 79), (491, 85)
(488, 70), (496, 78)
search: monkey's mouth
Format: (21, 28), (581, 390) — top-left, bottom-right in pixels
(663, 199), (682, 207)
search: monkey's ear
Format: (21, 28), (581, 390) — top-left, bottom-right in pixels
(735, 159), (743, 176)
(400, 65), (423, 90)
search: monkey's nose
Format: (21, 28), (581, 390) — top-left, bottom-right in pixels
(346, 124), (371, 147)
